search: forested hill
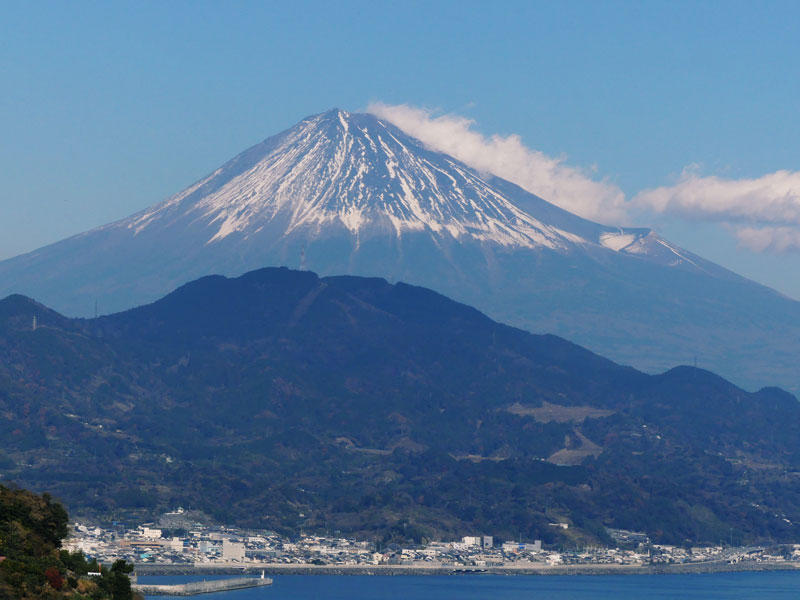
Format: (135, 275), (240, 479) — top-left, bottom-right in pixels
(1, 267), (799, 546)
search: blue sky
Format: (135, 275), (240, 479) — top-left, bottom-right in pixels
(2, 0), (799, 297)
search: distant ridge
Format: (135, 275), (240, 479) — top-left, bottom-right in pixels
(0, 109), (799, 392)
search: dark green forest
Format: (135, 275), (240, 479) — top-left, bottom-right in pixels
(2, 268), (799, 546)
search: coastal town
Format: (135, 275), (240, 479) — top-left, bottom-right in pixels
(64, 509), (800, 575)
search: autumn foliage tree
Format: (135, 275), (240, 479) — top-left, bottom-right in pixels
(0, 484), (139, 599)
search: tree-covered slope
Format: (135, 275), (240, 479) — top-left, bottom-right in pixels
(1, 268), (798, 546)
(0, 484), (137, 599)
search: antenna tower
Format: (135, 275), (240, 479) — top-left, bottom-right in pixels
(32, 314), (37, 331)
(300, 248), (307, 271)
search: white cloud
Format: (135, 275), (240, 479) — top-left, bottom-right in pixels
(633, 169), (800, 225)
(633, 169), (800, 254)
(367, 102), (627, 224)
(735, 226), (800, 253)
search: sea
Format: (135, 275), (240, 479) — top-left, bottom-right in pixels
(139, 572), (800, 599)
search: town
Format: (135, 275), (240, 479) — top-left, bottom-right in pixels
(64, 509), (800, 573)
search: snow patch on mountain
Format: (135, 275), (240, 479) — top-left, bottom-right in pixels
(600, 231), (637, 252)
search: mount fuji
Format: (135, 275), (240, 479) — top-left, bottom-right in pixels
(1, 109), (799, 393)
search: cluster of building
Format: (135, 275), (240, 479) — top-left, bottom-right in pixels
(63, 513), (800, 569)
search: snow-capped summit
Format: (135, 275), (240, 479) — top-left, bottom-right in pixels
(0, 108), (798, 394)
(115, 108), (697, 266)
(137, 108), (589, 249)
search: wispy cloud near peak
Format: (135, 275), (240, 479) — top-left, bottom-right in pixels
(367, 102), (627, 225)
(368, 102), (800, 255)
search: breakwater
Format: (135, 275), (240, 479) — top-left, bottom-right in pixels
(134, 560), (800, 577)
(133, 576), (272, 596)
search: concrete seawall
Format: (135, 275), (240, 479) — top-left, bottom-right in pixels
(133, 576), (272, 596)
(134, 560), (800, 577)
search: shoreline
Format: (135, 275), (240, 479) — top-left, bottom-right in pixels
(134, 560), (800, 577)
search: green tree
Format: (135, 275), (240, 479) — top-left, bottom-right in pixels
(1, 484), (138, 599)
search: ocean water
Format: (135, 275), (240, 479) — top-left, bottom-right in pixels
(140, 572), (800, 599)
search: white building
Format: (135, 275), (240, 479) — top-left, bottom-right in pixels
(502, 540), (541, 553)
(527, 540), (542, 552)
(546, 552), (562, 565)
(140, 527), (162, 540)
(222, 540), (246, 562)
(168, 537), (184, 552)
(462, 536), (482, 547)
(502, 541), (520, 553)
